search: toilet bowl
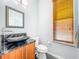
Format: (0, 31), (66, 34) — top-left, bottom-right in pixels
(36, 44), (48, 53)
(36, 44), (48, 59)
(31, 37), (48, 59)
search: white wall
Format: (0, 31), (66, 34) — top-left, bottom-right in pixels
(0, 0), (26, 34)
(0, 0), (38, 50)
(78, 0), (79, 59)
(25, 0), (38, 37)
(0, 0), (38, 36)
(0, 0), (79, 59)
(38, 0), (78, 59)
(38, 0), (53, 44)
(78, 0), (79, 26)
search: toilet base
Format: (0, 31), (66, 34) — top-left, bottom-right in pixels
(38, 52), (47, 59)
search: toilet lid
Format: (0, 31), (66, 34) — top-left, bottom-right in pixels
(37, 45), (47, 50)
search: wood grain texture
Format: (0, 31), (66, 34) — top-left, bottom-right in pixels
(27, 43), (35, 59)
(0, 42), (35, 59)
(1, 53), (10, 59)
(15, 47), (23, 59)
(53, 0), (74, 44)
(9, 50), (16, 59)
(54, 0), (73, 20)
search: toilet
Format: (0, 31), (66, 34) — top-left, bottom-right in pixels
(36, 44), (48, 59)
(31, 37), (48, 59)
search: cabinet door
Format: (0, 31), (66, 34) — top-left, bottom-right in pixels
(15, 47), (23, 59)
(1, 50), (16, 59)
(9, 50), (16, 59)
(24, 45), (28, 59)
(1, 53), (10, 59)
(21, 46), (26, 59)
(26, 43), (35, 59)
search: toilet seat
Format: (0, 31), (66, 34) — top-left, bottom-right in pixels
(36, 45), (48, 53)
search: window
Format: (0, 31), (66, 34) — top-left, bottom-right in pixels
(53, 0), (74, 45)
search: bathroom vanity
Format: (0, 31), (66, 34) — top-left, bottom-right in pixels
(0, 42), (35, 59)
(0, 33), (35, 59)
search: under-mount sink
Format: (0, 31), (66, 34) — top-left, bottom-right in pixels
(6, 36), (29, 42)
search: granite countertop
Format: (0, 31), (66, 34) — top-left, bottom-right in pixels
(0, 39), (35, 56)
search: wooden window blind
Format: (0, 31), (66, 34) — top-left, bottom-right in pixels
(54, 0), (73, 20)
(53, 0), (74, 44)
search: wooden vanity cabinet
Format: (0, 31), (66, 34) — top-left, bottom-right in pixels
(1, 49), (16, 59)
(15, 47), (23, 59)
(24, 42), (35, 59)
(0, 42), (35, 59)
(26, 42), (35, 59)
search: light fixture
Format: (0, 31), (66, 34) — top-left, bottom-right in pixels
(17, 0), (21, 2)
(3, 0), (10, 2)
(14, 0), (28, 8)
(22, 0), (28, 6)
(4, 0), (28, 8)
(16, 0), (28, 6)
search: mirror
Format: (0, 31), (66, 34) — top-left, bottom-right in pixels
(6, 6), (24, 28)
